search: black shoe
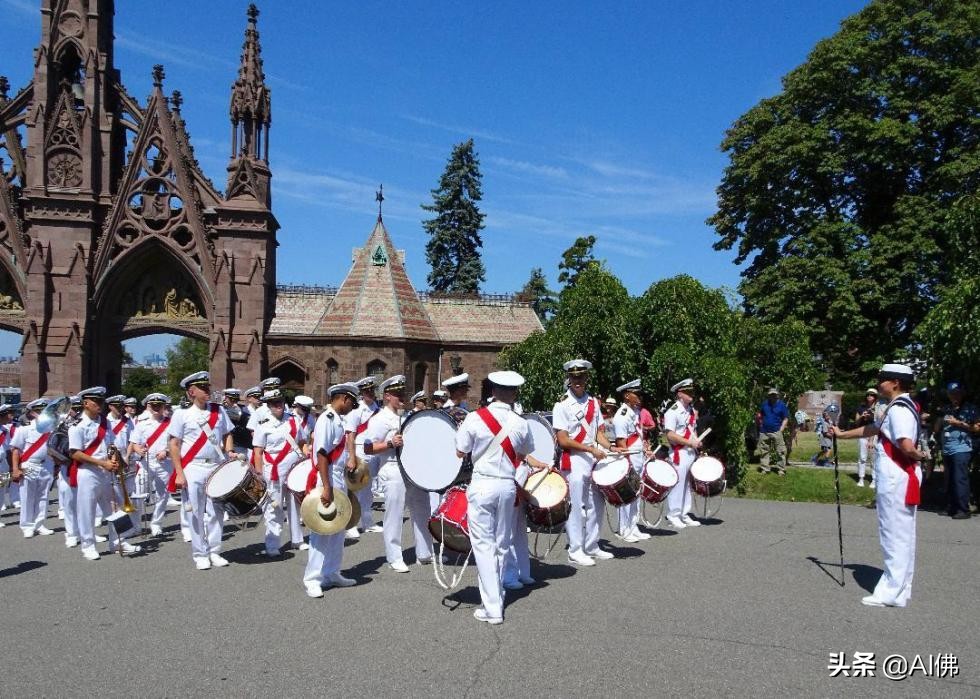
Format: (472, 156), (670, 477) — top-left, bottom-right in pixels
(951, 511), (971, 520)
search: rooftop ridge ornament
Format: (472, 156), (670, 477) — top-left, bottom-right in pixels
(0, 76), (8, 101)
(376, 184), (384, 221)
(171, 90), (183, 112)
(248, 3), (259, 24)
(152, 64), (165, 89)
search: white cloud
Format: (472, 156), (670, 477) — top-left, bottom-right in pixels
(487, 156), (568, 180)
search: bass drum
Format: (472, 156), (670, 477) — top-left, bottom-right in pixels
(398, 409), (465, 492)
(524, 413), (557, 469)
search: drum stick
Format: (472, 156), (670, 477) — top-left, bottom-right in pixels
(695, 427), (712, 442)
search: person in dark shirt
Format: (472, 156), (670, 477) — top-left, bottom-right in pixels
(758, 388), (789, 475)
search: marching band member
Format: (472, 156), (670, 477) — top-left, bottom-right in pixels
(168, 371), (235, 570)
(442, 374), (470, 410)
(345, 377), (381, 538)
(245, 378), (280, 433)
(129, 393), (174, 536)
(612, 379), (651, 542)
(106, 395), (136, 512)
(252, 388), (308, 557)
(242, 386), (262, 430)
(503, 399), (547, 591)
(69, 387), (140, 560)
(432, 390), (448, 409)
(303, 382), (359, 598)
(834, 363), (925, 608)
(456, 371), (539, 624)
(49, 396), (79, 542)
(287, 395), (316, 550)
(124, 397), (141, 423)
(664, 379), (702, 529)
(364, 375), (434, 572)
(409, 391), (427, 414)
(9, 398), (55, 537)
(0, 404), (15, 519)
(167, 396), (193, 543)
(553, 359), (614, 566)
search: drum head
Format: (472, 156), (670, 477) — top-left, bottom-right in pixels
(645, 458), (678, 487)
(690, 456), (724, 482)
(205, 459), (247, 498)
(524, 413), (556, 467)
(592, 456), (629, 486)
(524, 470), (567, 509)
(398, 410), (463, 492)
(286, 461), (314, 493)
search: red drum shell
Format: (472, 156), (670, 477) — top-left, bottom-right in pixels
(428, 485), (471, 554)
(639, 458), (678, 504)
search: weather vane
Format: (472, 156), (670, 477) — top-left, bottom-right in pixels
(376, 184), (384, 220)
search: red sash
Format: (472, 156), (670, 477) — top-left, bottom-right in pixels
(167, 405), (220, 493)
(69, 419), (107, 488)
(145, 419), (171, 453)
(264, 418), (297, 482)
(111, 417), (130, 435)
(475, 407), (520, 467)
(307, 434), (346, 493)
(354, 408), (378, 435)
(881, 439), (921, 506)
(626, 432), (641, 447)
(0, 430), (7, 447)
(560, 398), (597, 470)
(671, 409), (697, 465)
(21, 432), (51, 462)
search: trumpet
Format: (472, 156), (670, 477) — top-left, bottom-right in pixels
(109, 446), (136, 514)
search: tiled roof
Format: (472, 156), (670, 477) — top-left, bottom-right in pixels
(421, 296), (543, 344)
(268, 286), (335, 334)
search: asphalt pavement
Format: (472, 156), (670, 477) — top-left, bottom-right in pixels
(1, 493), (976, 697)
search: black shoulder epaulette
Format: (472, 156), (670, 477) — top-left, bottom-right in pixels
(326, 411), (335, 420)
(619, 407), (627, 416)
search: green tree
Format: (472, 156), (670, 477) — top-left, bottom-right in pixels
(709, 0), (980, 381)
(422, 139), (486, 293)
(121, 366), (163, 401)
(164, 337), (209, 398)
(557, 234), (599, 287)
(518, 267), (557, 324)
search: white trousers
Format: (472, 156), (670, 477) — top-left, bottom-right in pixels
(666, 452), (695, 518)
(872, 459), (921, 606)
(18, 466), (53, 533)
(857, 439), (874, 483)
(76, 467), (125, 551)
(504, 503), (529, 583)
(378, 460), (433, 564)
(1, 459), (18, 507)
(618, 457), (644, 534)
(184, 461), (225, 559)
(356, 454), (380, 529)
(467, 476), (516, 619)
(303, 465), (347, 586)
(58, 472), (77, 539)
(564, 461), (604, 555)
(143, 459), (173, 528)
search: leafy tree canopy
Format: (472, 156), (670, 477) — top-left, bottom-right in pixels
(518, 267), (557, 324)
(121, 366), (163, 401)
(164, 337), (208, 399)
(557, 234), (600, 287)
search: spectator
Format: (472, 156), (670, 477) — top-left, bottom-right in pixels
(936, 381), (977, 519)
(811, 405), (838, 467)
(758, 388), (789, 475)
(854, 388), (880, 488)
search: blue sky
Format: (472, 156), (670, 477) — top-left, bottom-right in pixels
(0, 0), (868, 360)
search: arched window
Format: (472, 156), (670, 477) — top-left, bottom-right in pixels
(366, 359), (386, 384)
(414, 362), (427, 393)
(326, 358), (339, 386)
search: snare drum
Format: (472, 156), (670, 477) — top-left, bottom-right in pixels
(205, 457), (270, 518)
(639, 458), (678, 504)
(428, 484), (470, 554)
(591, 455), (641, 506)
(399, 409), (465, 492)
(524, 413), (558, 469)
(522, 470), (571, 528)
(689, 456), (726, 497)
(285, 460), (316, 507)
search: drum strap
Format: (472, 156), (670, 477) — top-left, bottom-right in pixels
(671, 407), (697, 465)
(560, 398), (597, 470)
(474, 407), (520, 468)
(167, 405), (220, 493)
(355, 407), (378, 435)
(111, 417), (130, 436)
(69, 419), (107, 488)
(21, 431), (51, 462)
(264, 418), (299, 482)
(307, 434), (346, 493)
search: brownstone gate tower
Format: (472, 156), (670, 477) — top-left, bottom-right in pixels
(0, 1), (278, 396)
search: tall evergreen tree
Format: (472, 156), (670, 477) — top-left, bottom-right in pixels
(519, 267), (557, 323)
(557, 234), (599, 287)
(422, 139), (486, 293)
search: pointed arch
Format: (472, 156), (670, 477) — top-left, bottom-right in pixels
(269, 355), (307, 393)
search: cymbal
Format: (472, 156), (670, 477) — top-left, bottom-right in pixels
(300, 487), (352, 536)
(345, 458), (371, 492)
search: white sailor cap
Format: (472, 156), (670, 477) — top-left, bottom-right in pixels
(180, 371), (211, 390)
(124, 396), (138, 407)
(244, 386), (262, 398)
(603, 396), (618, 407)
(106, 394), (126, 405)
(432, 390), (448, 400)
(356, 376), (378, 391)
(563, 359), (592, 376)
(79, 386), (107, 401)
(410, 391), (426, 403)
(223, 388), (241, 398)
(293, 395), (315, 409)
(262, 388), (285, 402)
(616, 379), (642, 394)
(260, 377), (281, 389)
(0, 403), (12, 413)
(142, 392), (169, 406)
(328, 383), (360, 401)
(26, 397), (49, 411)
(380, 375), (407, 393)
(878, 363), (914, 381)
(488, 370), (525, 388)
(670, 378), (695, 394)
(442, 373), (469, 389)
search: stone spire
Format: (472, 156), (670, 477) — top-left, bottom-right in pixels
(229, 3), (271, 161)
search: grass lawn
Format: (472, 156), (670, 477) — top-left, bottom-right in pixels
(734, 466), (877, 506)
(759, 430), (861, 465)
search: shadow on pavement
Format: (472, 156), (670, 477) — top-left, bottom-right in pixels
(0, 560), (46, 578)
(807, 555), (882, 592)
(345, 554), (387, 581)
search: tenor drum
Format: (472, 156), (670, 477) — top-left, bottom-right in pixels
(690, 456), (726, 497)
(285, 460), (316, 507)
(398, 409), (465, 492)
(522, 470), (570, 528)
(639, 458), (678, 504)
(524, 413), (558, 469)
(428, 484), (470, 554)
(205, 457), (270, 518)
(591, 455), (641, 506)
